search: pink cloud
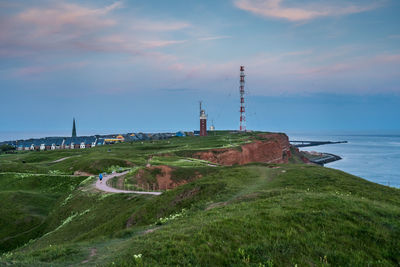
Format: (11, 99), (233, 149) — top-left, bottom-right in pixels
(270, 52), (400, 78)
(158, 50), (400, 95)
(17, 2), (121, 38)
(131, 20), (191, 31)
(0, 1), (191, 58)
(140, 40), (187, 48)
(83, 35), (186, 55)
(376, 54), (400, 63)
(234, 0), (382, 22)
(99, 87), (128, 95)
(16, 66), (48, 76)
(281, 50), (313, 57)
(14, 61), (89, 77)
(198, 36), (232, 41)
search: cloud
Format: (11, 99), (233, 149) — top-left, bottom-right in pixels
(0, 1), (191, 59)
(14, 61), (89, 77)
(234, 0), (382, 22)
(0, 1), (122, 53)
(198, 36), (232, 41)
(16, 2), (122, 37)
(281, 50), (313, 57)
(131, 20), (191, 31)
(164, 49), (400, 95)
(388, 34), (400, 39)
(0, 1), (233, 79)
(375, 54), (400, 63)
(15, 66), (48, 76)
(2, 0), (396, 96)
(141, 40), (187, 48)
(160, 88), (193, 93)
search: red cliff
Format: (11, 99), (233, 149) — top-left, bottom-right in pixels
(193, 133), (293, 166)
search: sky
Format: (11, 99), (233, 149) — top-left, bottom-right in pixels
(0, 0), (399, 140)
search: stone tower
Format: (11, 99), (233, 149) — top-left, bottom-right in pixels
(199, 102), (207, 136)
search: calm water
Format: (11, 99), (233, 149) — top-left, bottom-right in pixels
(288, 133), (400, 188)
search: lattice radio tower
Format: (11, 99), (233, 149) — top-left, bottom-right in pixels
(239, 66), (246, 131)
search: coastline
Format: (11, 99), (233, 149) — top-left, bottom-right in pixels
(290, 139), (345, 166)
(301, 151), (342, 166)
(289, 133), (400, 188)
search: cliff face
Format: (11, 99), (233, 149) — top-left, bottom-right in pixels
(193, 133), (292, 166)
(136, 165), (201, 190)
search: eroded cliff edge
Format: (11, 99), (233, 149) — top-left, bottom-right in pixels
(193, 133), (305, 166)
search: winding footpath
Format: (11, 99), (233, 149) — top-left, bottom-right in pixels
(95, 171), (162, 195)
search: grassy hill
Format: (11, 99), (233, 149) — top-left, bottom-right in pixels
(0, 131), (399, 266)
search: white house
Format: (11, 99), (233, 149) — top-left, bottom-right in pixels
(40, 144), (45, 151)
(80, 142), (85, 149)
(51, 144), (56, 150)
(30, 144), (35, 150)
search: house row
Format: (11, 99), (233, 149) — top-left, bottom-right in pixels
(0, 132), (179, 151)
(99, 133), (175, 144)
(124, 132), (175, 141)
(11, 136), (104, 151)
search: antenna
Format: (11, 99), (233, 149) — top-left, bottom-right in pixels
(239, 66), (246, 131)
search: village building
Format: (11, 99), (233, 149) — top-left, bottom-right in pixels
(1, 132), (176, 151)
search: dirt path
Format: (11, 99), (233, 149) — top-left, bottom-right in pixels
(81, 248), (97, 264)
(52, 156), (72, 163)
(95, 171), (162, 195)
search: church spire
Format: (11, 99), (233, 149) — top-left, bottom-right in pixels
(72, 118), (77, 138)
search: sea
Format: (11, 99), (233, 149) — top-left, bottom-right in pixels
(288, 133), (400, 188)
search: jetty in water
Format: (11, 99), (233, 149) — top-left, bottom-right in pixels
(309, 153), (342, 166)
(290, 139), (347, 166)
(290, 140), (348, 148)
(300, 151), (343, 166)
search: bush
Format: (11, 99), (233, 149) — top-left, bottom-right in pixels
(0, 144), (15, 153)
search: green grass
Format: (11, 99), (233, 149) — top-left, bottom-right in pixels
(0, 173), (86, 252)
(0, 131), (399, 266)
(0, 131), (250, 176)
(100, 165), (400, 266)
(150, 155), (216, 167)
(170, 166), (218, 182)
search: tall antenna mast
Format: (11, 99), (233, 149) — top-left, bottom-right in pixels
(239, 66), (246, 131)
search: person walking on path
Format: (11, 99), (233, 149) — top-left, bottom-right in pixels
(99, 173), (103, 183)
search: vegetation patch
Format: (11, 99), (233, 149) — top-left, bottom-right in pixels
(155, 208), (187, 225)
(170, 166), (216, 183)
(0, 131), (399, 266)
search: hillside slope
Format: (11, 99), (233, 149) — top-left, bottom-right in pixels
(0, 132), (399, 266)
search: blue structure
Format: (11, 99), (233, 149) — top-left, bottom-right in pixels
(175, 131), (186, 137)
